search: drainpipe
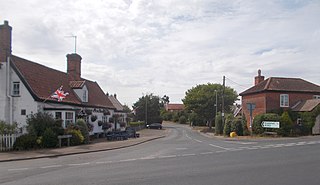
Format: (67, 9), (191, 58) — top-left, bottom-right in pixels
(6, 56), (13, 124)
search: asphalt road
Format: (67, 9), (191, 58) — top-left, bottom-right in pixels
(1, 123), (320, 185)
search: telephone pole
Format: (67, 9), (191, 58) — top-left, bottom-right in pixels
(222, 76), (225, 126)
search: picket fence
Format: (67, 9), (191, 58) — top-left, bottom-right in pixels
(0, 134), (20, 151)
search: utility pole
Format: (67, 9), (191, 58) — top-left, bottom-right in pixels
(145, 94), (148, 126)
(215, 90), (218, 117)
(222, 76), (225, 126)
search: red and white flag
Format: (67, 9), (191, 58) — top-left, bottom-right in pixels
(51, 86), (69, 101)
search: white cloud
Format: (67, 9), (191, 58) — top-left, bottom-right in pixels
(1, 0), (319, 106)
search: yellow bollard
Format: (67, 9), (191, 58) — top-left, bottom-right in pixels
(230, 132), (237, 138)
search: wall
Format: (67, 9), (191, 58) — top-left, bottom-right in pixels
(242, 93), (267, 129)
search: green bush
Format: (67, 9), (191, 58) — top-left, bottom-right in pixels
(215, 113), (223, 135)
(27, 112), (63, 137)
(277, 111), (294, 136)
(242, 115), (250, 136)
(231, 117), (243, 136)
(13, 134), (38, 150)
(223, 115), (233, 136)
(129, 122), (144, 127)
(0, 120), (18, 134)
(252, 113), (280, 135)
(66, 129), (84, 146)
(173, 113), (179, 122)
(76, 119), (90, 144)
(179, 116), (187, 124)
(42, 128), (58, 148)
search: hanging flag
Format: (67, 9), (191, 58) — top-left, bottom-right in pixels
(51, 86), (69, 101)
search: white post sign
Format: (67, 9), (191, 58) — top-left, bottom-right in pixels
(261, 121), (280, 128)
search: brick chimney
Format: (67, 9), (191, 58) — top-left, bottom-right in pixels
(254, 69), (265, 85)
(0, 20), (12, 63)
(67, 53), (82, 81)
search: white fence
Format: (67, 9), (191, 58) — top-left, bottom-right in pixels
(0, 134), (20, 151)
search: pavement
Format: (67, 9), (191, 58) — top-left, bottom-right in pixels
(0, 128), (169, 163)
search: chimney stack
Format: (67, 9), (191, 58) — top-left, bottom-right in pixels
(67, 53), (82, 81)
(0, 20), (12, 63)
(254, 69), (265, 85)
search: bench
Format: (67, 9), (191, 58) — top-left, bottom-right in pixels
(58, 135), (72, 147)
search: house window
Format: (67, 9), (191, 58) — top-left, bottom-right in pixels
(280, 94), (289, 107)
(55, 112), (62, 120)
(12, 82), (20, 96)
(83, 90), (88, 102)
(313, 95), (320, 99)
(21, 109), (26, 115)
(102, 116), (108, 123)
(65, 112), (74, 127)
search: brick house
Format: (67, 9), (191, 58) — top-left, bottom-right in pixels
(240, 70), (320, 129)
(0, 21), (123, 134)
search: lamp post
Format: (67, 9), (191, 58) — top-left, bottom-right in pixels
(215, 90), (218, 117)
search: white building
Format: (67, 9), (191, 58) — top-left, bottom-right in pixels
(0, 21), (125, 134)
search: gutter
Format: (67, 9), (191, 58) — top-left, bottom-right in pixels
(6, 56), (13, 124)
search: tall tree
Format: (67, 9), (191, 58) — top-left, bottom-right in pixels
(182, 83), (238, 129)
(133, 94), (163, 125)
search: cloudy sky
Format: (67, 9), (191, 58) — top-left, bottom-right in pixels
(1, 0), (320, 106)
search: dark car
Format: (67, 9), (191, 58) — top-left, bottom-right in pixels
(146, 123), (162, 129)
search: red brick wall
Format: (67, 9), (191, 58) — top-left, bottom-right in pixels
(242, 93), (267, 129)
(0, 21), (12, 63)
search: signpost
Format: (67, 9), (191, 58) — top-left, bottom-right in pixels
(246, 103), (256, 128)
(261, 121), (280, 128)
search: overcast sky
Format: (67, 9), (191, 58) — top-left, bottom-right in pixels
(1, 0), (320, 106)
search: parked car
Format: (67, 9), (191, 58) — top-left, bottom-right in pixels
(146, 123), (162, 129)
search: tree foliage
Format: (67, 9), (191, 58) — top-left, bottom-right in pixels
(133, 94), (163, 124)
(182, 83), (238, 128)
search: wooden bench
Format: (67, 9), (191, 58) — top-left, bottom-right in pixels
(58, 135), (72, 147)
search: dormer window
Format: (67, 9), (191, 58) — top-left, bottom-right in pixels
(83, 89), (88, 102)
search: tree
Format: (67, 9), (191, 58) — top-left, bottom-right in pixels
(133, 94), (163, 125)
(182, 83), (238, 129)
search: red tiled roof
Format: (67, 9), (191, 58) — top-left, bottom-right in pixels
(240, 77), (320, 96)
(166, 104), (185, 111)
(11, 55), (114, 109)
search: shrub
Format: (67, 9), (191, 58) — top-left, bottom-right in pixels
(231, 117), (243, 136)
(98, 120), (103, 127)
(173, 113), (179, 122)
(76, 119), (90, 144)
(0, 121), (18, 134)
(215, 113), (223, 135)
(42, 128), (58, 148)
(66, 129), (84, 146)
(179, 116), (187, 124)
(90, 115), (98, 122)
(13, 134), (37, 150)
(223, 115), (233, 136)
(252, 113), (280, 135)
(242, 115), (250, 136)
(26, 112), (63, 137)
(277, 111), (294, 136)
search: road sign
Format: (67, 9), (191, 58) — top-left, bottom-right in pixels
(261, 121), (280, 128)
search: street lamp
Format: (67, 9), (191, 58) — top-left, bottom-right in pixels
(215, 90), (218, 117)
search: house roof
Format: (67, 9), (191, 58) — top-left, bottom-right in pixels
(240, 77), (320, 96)
(292, 99), (320, 112)
(10, 55), (114, 109)
(166, 104), (185, 111)
(108, 95), (124, 112)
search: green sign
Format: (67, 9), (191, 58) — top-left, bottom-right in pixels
(261, 121), (280, 128)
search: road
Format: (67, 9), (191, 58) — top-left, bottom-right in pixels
(1, 123), (320, 185)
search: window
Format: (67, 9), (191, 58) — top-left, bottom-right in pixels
(12, 82), (20, 96)
(83, 90), (88, 102)
(65, 112), (74, 127)
(313, 95), (320, 99)
(280, 94), (289, 107)
(102, 116), (108, 123)
(55, 112), (62, 120)
(21, 109), (26, 115)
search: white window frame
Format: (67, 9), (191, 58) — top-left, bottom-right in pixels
(12, 82), (20, 96)
(102, 115), (108, 123)
(83, 90), (88, 102)
(65, 112), (74, 128)
(280, 94), (289, 107)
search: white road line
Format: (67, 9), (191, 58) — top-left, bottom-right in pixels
(180, 153), (196, 157)
(209, 144), (231, 150)
(176, 148), (188, 150)
(40, 165), (62, 169)
(8, 168), (29, 171)
(140, 156), (156, 160)
(194, 139), (203, 143)
(200, 152), (214, 155)
(96, 161), (113, 164)
(185, 134), (192, 140)
(68, 162), (90, 166)
(215, 150), (228, 153)
(158, 155), (177, 159)
(119, 159), (137, 162)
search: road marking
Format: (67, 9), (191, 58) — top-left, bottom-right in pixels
(158, 155), (177, 159)
(41, 165), (62, 169)
(68, 162), (90, 166)
(200, 152), (214, 155)
(140, 156), (156, 160)
(119, 159), (137, 162)
(176, 148), (188, 150)
(194, 139), (203, 143)
(8, 168), (29, 171)
(209, 144), (231, 150)
(96, 161), (113, 164)
(180, 153), (196, 157)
